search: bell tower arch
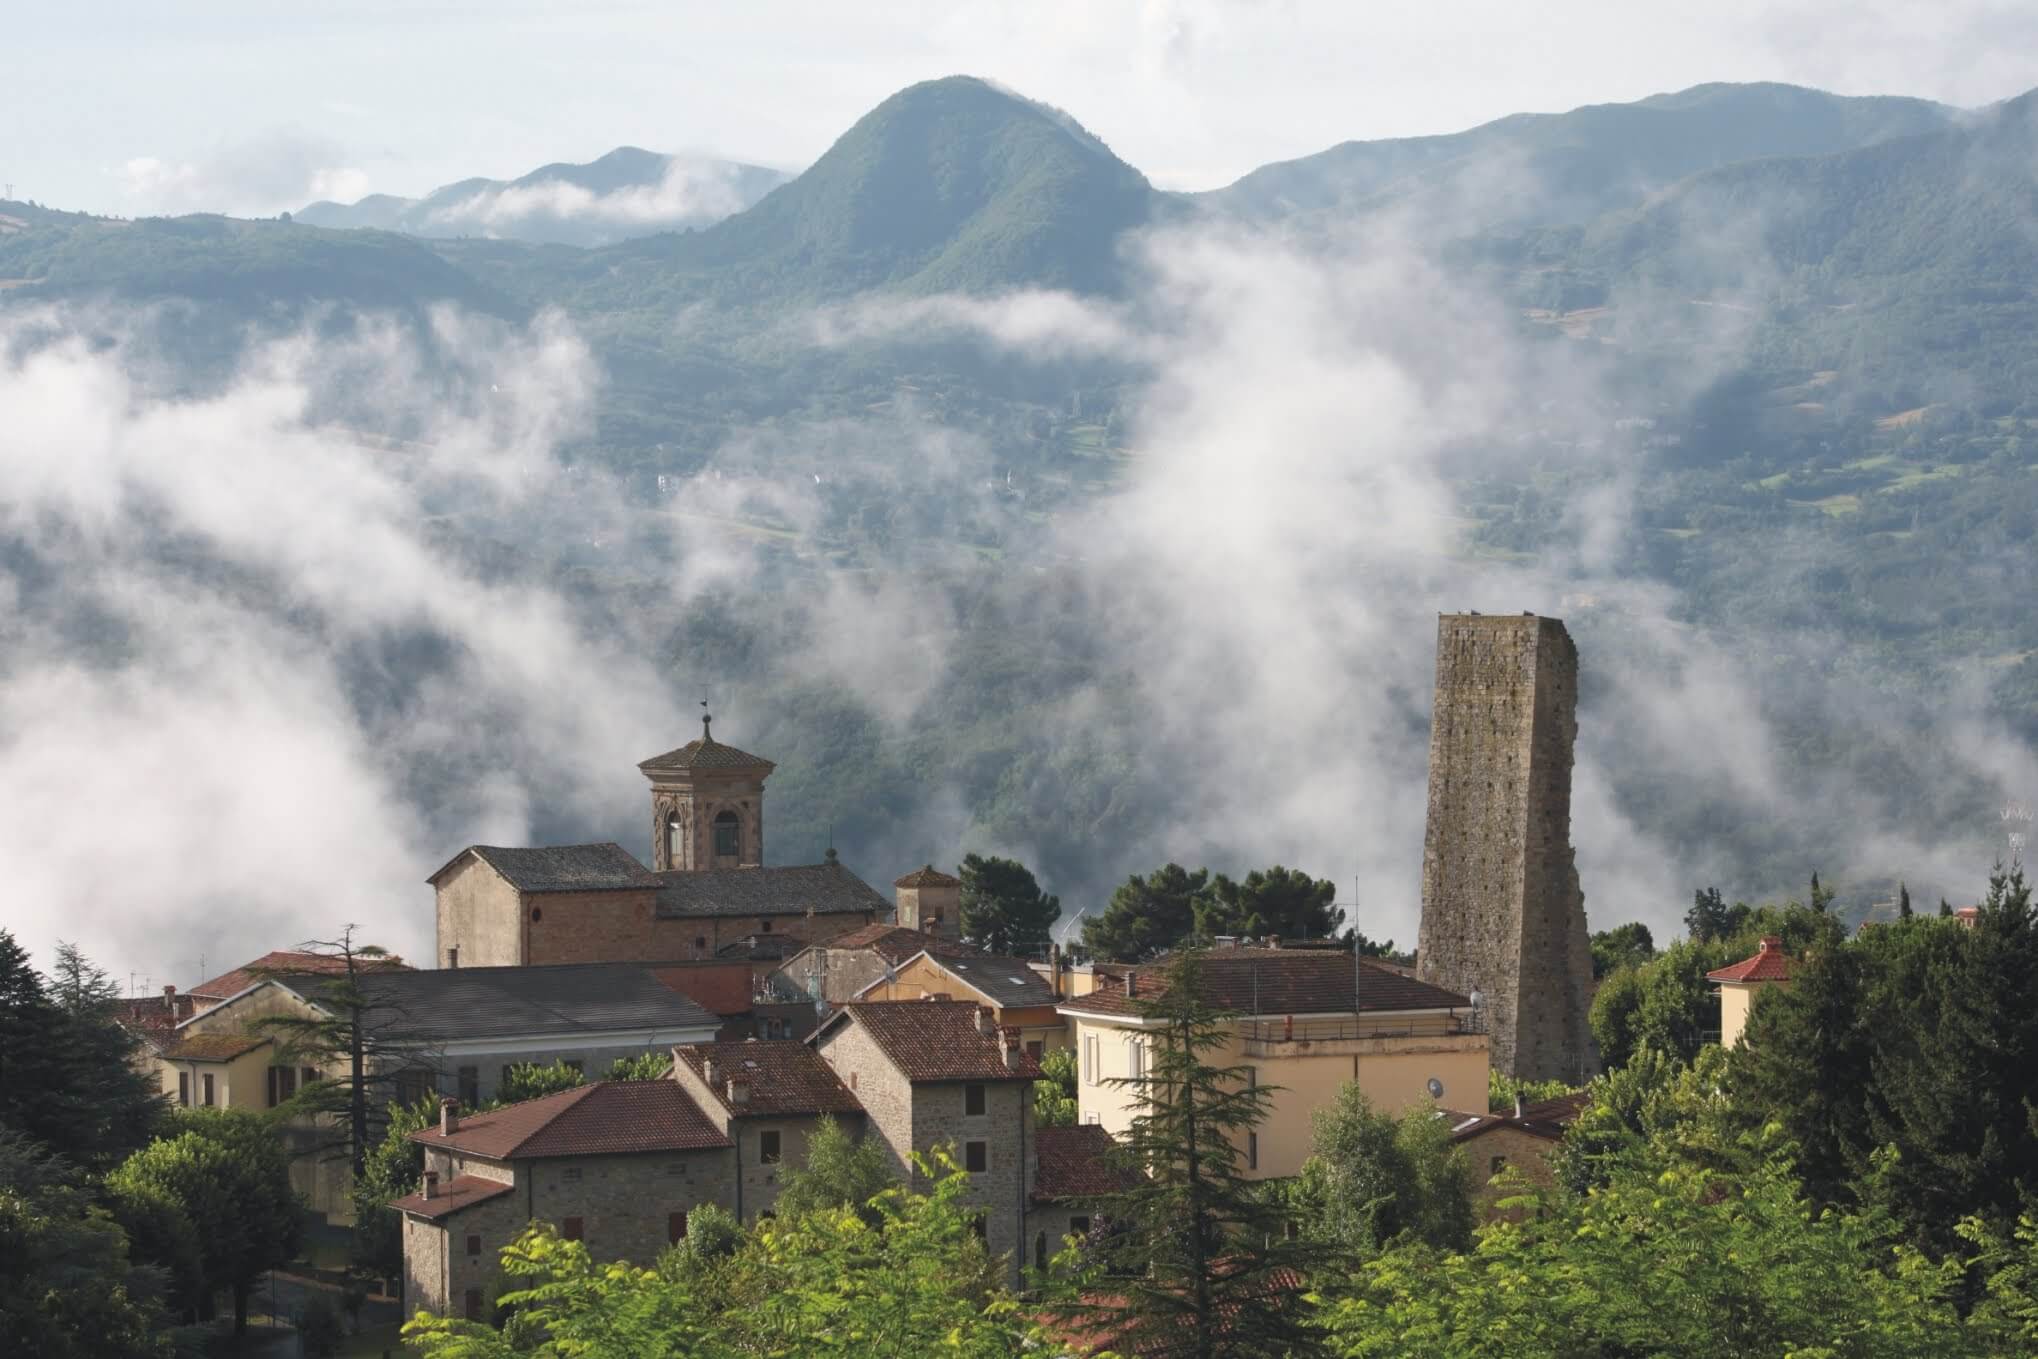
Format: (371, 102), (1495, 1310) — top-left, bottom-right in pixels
(638, 714), (776, 872)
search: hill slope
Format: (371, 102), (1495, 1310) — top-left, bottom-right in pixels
(297, 147), (790, 247)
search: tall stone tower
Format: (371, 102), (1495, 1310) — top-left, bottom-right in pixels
(1415, 613), (1598, 1083)
(637, 716), (775, 872)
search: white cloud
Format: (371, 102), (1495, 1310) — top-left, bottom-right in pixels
(117, 133), (368, 216)
(425, 155), (765, 235)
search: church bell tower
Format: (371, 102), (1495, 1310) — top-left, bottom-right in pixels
(637, 715), (776, 872)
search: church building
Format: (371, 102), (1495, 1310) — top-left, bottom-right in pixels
(431, 719), (892, 970)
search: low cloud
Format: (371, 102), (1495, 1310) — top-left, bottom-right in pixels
(425, 155), (769, 235)
(118, 132), (367, 216)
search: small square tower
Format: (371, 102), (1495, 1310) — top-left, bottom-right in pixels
(638, 716), (776, 873)
(893, 865), (962, 942)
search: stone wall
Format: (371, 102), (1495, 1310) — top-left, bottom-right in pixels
(908, 1077), (1033, 1287)
(523, 1148), (734, 1267)
(434, 858), (525, 968)
(1416, 614), (1597, 1083)
(1459, 1125), (1562, 1220)
(400, 1183), (527, 1320)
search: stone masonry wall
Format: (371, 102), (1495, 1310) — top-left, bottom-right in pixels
(1416, 614), (1597, 1082)
(524, 1149), (735, 1267)
(434, 858), (525, 968)
(909, 1077), (1033, 1289)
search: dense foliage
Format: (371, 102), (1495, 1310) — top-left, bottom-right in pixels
(958, 852), (1062, 955)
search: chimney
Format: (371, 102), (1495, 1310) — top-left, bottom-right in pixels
(976, 1006), (996, 1037)
(162, 984), (177, 1012)
(440, 1097), (460, 1136)
(1266, 935), (1281, 951)
(705, 1057), (724, 1089)
(727, 1076), (750, 1107)
(1123, 971), (1135, 998)
(1048, 942), (1063, 999)
(1759, 935), (1782, 953)
(422, 1171), (439, 1200)
(1003, 1041), (1021, 1071)
(1514, 1093), (1526, 1119)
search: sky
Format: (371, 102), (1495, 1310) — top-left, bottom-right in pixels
(8, 0), (2038, 216)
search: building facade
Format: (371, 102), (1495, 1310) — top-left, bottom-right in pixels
(670, 1040), (866, 1222)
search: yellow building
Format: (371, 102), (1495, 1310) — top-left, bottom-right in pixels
(852, 949), (1070, 1056)
(1058, 948), (1488, 1180)
(1706, 935), (1794, 1048)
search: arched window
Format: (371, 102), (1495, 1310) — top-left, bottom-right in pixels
(666, 812), (683, 864)
(713, 810), (741, 858)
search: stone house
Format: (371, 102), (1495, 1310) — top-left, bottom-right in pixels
(1027, 1123), (1135, 1276)
(650, 961), (817, 1041)
(393, 1082), (734, 1319)
(1447, 1091), (1589, 1218)
(771, 922), (982, 1006)
(430, 723), (892, 972)
(1060, 944), (1487, 1180)
(1706, 936), (1795, 1049)
(810, 1000), (1042, 1287)
(852, 949), (1069, 1055)
(670, 1040), (866, 1222)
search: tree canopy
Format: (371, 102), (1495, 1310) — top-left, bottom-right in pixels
(958, 852), (1061, 955)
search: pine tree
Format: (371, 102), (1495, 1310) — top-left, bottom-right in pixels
(1899, 881), (1913, 919)
(1052, 950), (1324, 1358)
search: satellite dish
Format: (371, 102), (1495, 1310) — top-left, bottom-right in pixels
(1426, 1077), (1445, 1099)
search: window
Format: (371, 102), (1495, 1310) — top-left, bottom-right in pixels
(447, 947), (459, 969)
(759, 1130), (782, 1165)
(395, 1068), (433, 1108)
(465, 1234), (481, 1257)
(713, 810), (740, 858)
(1490, 1154), (1507, 1177)
(529, 906), (542, 923)
(761, 919), (773, 933)
(669, 1211), (688, 1244)
(1069, 1215), (1091, 1238)
(1026, 1040), (1044, 1060)
(563, 1167), (583, 1182)
(1034, 1232), (1047, 1268)
(848, 1071), (858, 1091)
(1082, 1035), (1099, 1085)
(1247, 1132), (1258, 1171)
(666, 813), (683, 865)
(267, 1064), (297, 1107)
(1126, 1040), (1144, 1080)
(178, 1072), (189, 1106)
(301, 1066), (318, 1089)
(458, 1066), (480, 1108)
(201, 1073), (215, 1107)
(694, 936), (707, 956)
(965, 1083), (986, 1117)
(464, 1289), (483, 1321)
(965, 1140), (988, 1173)
(561, 1217), (584, 1241)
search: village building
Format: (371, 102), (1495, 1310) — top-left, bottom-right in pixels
(649, 960), (819, 1041)
(772, 922), (981, 1005)
(1059, 944), (1487, 1179)
(393, 1082), (734, 1320)
(851, 948), (1069, 1055)
(1446, 1091), (1589, 1218)
(810, 1000), (1042, 1286)
(1027, 1123), (1135, 1275)
(670, 1040), (866, 1221)
(1707, 935), (1796, 1048)
(430, 721), (896, 971)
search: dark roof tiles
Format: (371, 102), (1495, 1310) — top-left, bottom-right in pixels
(388, 1175), (515, 1221)
(289, 962), (719, 1043)
(412, 1081), (731, 1160)
(653, 863), (889, 919)
(1060, 951), (1469, 1018)
(822, 1000), (1041, 1083)
(638, 734), (776, 772)
(812, 923), (978, 962)
(190, 950), (410, 1001)
(673, 1041), (864, 1117)
(910, 952), (1057, 1008)
(1033, 1125), (1137, 1202)
(436, 843), (660, 893)
(894, 864), (960, 888)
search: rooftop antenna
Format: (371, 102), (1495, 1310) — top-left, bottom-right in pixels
(1052, 906), (1088, 952)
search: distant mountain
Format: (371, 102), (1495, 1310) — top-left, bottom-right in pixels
(296, 147), (790, 247)
(1204, 82), (1958, 234)
(597, 76), (1170, 300)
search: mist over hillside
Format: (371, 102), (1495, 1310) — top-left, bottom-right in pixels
(4, 75), (2038, 984)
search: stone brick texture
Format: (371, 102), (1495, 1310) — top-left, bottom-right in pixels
(1416, 614), (1598, 1083)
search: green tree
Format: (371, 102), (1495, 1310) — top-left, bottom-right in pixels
(958, 853), (1061, 955)
(1488, 1070), (1573, 1115)
(497, 1059), (587, 1104)
(1899, 880), (1914, 919)
(1051, 950), (1324, 1358)
(772, 1116), (896, 1221)
(0, 1131), (179, 1359)
(1033, 1045), (1078, 1128)
(1203, 866), (1342, 942)
(1296, 1084), (1473, 1256)
(109, 1110), (303, 1334)
(601, 1052), (672, 1081)
(1080, 863), (1212, 962)
(1685, 885), (1731, 942)
(348, 1095), (438, 1287)
(1588, 921), (1655, 978)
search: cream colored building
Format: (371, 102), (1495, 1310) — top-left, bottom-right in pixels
(1706, 935), (1795, 1048)
(1058, 947), (1487, 1180)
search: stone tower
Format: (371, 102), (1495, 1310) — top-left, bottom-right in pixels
(893, 865), (962, 941)
(637, 716), (775, 872)
(1415, 613), (1598, 1083)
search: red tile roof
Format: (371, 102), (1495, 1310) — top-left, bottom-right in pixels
(1062, 951), (1469, 1019)
(673, 1041), (864, 1117)
(818, 1000), (1042, 1083)
(1033, 1125), (1138, 1202)
(116, 992), (202, 1048)
(410, 1081), (731, 1160)
(1706, 936), (1795, 984)
(162, 1032), (271, 1062)
(894, 864), (960, 888)
(815, 923), (979, 962)
(1448, 1090), (1591, 1144)
(651, 963), (757, 1017)
(190, 950), (409, 1001)
(388, 1174), (515, 1221)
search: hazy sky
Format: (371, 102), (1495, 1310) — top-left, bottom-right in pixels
(9, 0), (2038, 216)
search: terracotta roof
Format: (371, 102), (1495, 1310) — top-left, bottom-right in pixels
(411, 1081), (731, 1160)
(638, 726), (776, 772)
(1061, 951), (1468, 1018)
(894, 864), (960, 888)
(1707, 936), (1795, 984)
(1033, 1125), (1137, 1202)
(163, 1031), (271, 1062)
(903, 951), (1057, 1008)
(650, 963), (757, 1017)
(1051, 1267), (1311, 1357)
(431, 843), (660, 893)
(190, 950), (409, 1001)
(809, 923), (979, 962)
(816, 1000), (1042, 1083)
(116, 992), (202, 1045)
(673, 1041), (864, 1117)
(388, 1174), (515, 1221)
(1449, 1090), (1590, 1144)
